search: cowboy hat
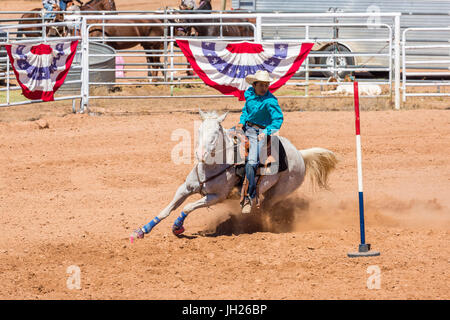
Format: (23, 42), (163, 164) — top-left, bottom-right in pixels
(245, 70), (272, 85)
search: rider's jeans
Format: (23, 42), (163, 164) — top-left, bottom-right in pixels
(44, 4), (55, 19)
(59, 0), (67, 11)
(244, 123), (265, 200)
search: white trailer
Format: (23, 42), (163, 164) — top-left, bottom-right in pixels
(231, 0), (450, 76)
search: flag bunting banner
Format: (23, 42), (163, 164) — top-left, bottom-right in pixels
(5, 40), (79, 102)
(176, 40), (314, 100)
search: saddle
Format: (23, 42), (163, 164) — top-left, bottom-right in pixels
(227, 127), (288, 209)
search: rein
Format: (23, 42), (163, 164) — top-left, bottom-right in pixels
(195, 163), (236, 196)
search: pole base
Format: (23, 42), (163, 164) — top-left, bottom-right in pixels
(347, 243), (380, 258)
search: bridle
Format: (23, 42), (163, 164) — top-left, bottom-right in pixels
(176, 0), (210, 36)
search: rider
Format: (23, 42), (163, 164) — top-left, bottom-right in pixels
(43, 0), (75, 19)
(236, 70), (284, 214)
(59, 0), (68, 11)
(43, 0), (59, 19)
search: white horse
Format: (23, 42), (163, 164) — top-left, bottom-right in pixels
(131, 109), (337, 240)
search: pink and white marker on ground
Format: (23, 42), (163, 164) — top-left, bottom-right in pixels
(116, 56), (125, 78)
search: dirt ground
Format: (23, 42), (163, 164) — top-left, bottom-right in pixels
(0, 0), (449, 301)
(0, 103), (449, 299)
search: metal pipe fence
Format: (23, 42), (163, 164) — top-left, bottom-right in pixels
(74, 12), (401, 111)
(2, 11), (448, 111)
(401, 27), (450, 101)
(0, 22), (82, 108)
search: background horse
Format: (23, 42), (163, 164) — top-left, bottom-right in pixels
(134, 110), (337, 238)
(175, 0), (254, 38)
(174, 0), (253, 77)
(17, 0), (116, 38)
(88, 19), (166, 80)
(80, 0), (117, 15)
(80, 1), (166, 80)
(18, 9), (67, 38)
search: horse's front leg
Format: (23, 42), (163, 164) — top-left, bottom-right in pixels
(146, 55), (163, 82)
(131, 181), (194, 240)
(172, 193), (224, 236)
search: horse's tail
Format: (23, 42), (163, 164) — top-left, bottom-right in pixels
(299, 148), (337, 190)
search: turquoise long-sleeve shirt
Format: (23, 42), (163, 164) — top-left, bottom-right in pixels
(239, 87), (284, 135)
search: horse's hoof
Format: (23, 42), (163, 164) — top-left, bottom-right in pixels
(172, 225), (185, 236)
(130, 228), (145, 243)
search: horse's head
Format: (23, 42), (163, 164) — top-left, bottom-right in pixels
(196, 109), (229, 164)
(197, 0), (212, 11)
(175, 0), (196, 37)
(179, 0), (196, 10)
(175, 0), (211, 37)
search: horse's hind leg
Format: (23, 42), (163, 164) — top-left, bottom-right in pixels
(141, 43), (155, 81)
(153, 55), (165, 82)
(254, 173), (280, 209)
(147, 54), (164, 82)
(148, 55), (158, 81)
(172, 193), (223, 236)
(143, 42), (165, 82)
(260, 171), (304, 212)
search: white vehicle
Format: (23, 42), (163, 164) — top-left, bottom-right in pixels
(232, 0), (450, 77)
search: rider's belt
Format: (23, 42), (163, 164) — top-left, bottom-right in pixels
(246, 121), (266, 129)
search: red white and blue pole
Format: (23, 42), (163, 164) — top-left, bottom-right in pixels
(354, 81), (366, 245)
(348, 81), (380, 258)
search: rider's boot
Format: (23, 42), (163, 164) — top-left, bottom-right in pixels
(241, 162), (257, 214)
(241, 196), (254, 214)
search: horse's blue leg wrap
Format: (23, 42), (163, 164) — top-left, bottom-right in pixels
(173, 211), (188, 228)
(142, 217), (161, 234)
